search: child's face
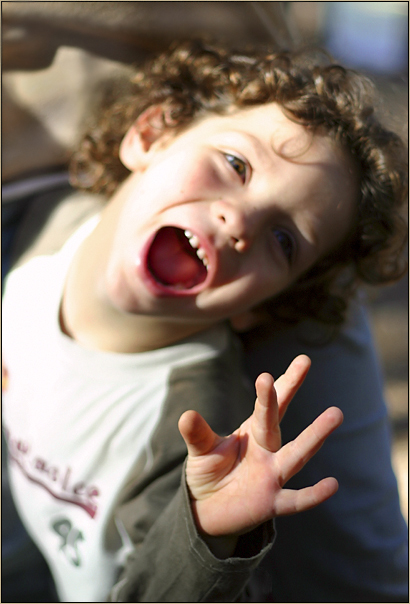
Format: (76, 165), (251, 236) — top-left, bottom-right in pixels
(103, 102), (358, 329)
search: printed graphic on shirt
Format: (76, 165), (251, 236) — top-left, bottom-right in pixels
(52, 518), (85, 567)
(5, 428), (100, 518)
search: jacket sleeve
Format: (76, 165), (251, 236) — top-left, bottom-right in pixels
(109, 341), (275, 603)
(110, 465), (274, 603)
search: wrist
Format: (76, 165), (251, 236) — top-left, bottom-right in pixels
(190, 498), (239, 559)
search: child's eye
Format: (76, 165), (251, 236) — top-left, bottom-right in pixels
(223, 153), (248, 183)
(273, 228), (295, 263)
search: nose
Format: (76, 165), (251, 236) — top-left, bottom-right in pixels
(212, 200), (251, 252)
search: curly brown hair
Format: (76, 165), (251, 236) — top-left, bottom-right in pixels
(70, 40), (408, 327)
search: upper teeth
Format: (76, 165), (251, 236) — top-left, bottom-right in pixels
(184, 230), (209, 268)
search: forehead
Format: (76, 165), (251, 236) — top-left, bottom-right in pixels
(190, 102), (357, 191)
(221, 102), (312, 148)
(184, 102), (350, 171)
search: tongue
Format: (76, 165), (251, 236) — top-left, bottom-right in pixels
(147, 227), (207, 289)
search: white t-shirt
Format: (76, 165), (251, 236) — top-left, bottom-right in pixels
(2, 220), (229, 602)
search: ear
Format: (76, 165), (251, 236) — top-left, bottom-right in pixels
(119, 105), (169, 171)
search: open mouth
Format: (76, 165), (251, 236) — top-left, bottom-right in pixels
(147, 227), (209, 291)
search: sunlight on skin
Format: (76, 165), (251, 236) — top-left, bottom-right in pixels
(178, 355), (344, 546)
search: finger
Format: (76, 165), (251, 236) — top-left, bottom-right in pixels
(276, 406), (343, 484)
(274, 355), (311, 422)
(274, 477), (339, 516)
(178, 410), (223, 457)
(252, 372), (281, 452)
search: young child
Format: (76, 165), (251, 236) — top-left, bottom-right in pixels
(2, 41), (407, 602)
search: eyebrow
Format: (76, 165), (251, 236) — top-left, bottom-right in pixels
(239, 132), (275, 170)
(239, 129), (313, 171)
(216, 130), (274, 171)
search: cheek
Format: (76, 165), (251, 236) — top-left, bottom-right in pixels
(168, 155), (221, 198)
(136, 165), (202, 217)
(154, 148), (208, 185)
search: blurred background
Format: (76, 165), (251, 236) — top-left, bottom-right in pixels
(286, 1), (408, 520)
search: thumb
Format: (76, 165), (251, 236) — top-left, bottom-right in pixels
(178, 410), (222, 457)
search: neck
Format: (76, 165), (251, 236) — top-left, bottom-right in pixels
(60, 298), (210, 353)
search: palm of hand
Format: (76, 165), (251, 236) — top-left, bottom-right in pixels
(178, 356), (343, 538)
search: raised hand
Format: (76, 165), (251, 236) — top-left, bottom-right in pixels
(178, 355), (343, 540)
